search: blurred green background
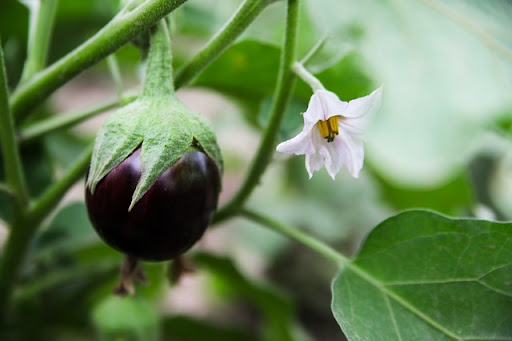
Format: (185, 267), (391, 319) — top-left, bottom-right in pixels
(1, 0), (512, 340)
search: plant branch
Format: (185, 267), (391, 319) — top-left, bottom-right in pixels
(299, 34), (329, 65)
(11, 0), (188, 123)
(0, 38), (29, 208)
(240, 208), (347, 265)
(214, 0), (299, 223)
(0, 144), (92, 319)
(174, 0), (273, 89)
(20, 0), (59, 82)
(18, 93), (137, 145)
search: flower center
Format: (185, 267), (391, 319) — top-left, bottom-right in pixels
(317, 116), (339, 143)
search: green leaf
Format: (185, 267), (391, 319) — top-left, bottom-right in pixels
(92, 296), (160, 341)
(162, 315), (259, 341)
(373, 171), (474, 215)
(193, 252), (307, 341)
(332, 210), (512, 340)
(0, 143), (54, 223)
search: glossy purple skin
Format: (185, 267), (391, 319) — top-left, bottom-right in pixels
(85, 147), (221, 261)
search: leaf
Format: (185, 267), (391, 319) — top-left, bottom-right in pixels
(0, 143), (54, 224)
(332, 210), (512, 340)
(92, 296), (160, 341)
(373, 171), (474, 215)
(307, 0), (512, 187)
(193, 252), (308, 341)
(162, 315), (259, 341)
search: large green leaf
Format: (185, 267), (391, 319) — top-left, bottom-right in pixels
(332, 210), (512, 340)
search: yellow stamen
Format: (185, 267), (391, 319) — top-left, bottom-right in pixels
(317, 116), (339, 143)
(317, 120), (330, 139)
(328, 116), (339, 135)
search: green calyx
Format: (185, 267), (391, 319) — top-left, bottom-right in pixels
(86, 20), (222, 210)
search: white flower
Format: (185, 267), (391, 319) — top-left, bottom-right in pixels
(276, 87), (382, 179)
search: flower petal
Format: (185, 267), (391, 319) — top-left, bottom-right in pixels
(276, 128), (315, 155)
(303, 89), (348, 130)
(305, 152), (324, 178)
(305, 129), (327, 178)
(323, 138), (345, 180)
(337, 129), (364, 178)
(342, 86), (383, 119)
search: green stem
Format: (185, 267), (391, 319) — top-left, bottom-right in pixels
(142, 20), (175, 97)
(214, 0), (300, 223)
(20, 0), (59, 82)
(292, 62), (325, 91)
(0, 38), (29, 208)
(299, 34), (328, 65)
(0, 145), (92, 319)
(174, 0), (273, 89)
(107, 54), (124, 98)
(18, 93), (137, 145)
(11, 0), (188, 123)
(240, 208), (347, 265)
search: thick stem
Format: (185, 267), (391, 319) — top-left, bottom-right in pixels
(142, 20), (175, 98)
(174, 0), (272, 89)
(20, 0), (59, 82)
(0, 38), (29, 208)
(18, 93), (137, 145)
(0, 145), (92, 319)
(292, 62), (325, 91)
(214, 0), (300, 223)
(240, 208), (347, 265)
(11, 0), (188, 123)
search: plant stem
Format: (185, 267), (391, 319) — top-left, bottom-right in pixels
(299, 34), (329, 65)
(107, 54), (124, 98)
(174, 0), (272, 89)
(11, 0), (188, 123)
(18, 93), (137, 145)
(0, 145), (92, 319)
(240, 208), (347, 265)
(0, 38), (29, 209)
(292, 62), (325, 91)
(214, 0), (300, 223)
(142, 20), (175, 98)
(20, 0), (59, 82)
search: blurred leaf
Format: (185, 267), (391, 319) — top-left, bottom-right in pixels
(92, 295), (160, 341)
(307, 0), (512, 187)
(163, 315), (259, 341)
(43, 132), (91, 169)
(175, 0), (241, 37)
(333, 210), (512, 340)
(0, 143), (54, 223)
(193, 252), (308, 341)
(374, 170), (474, 215)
